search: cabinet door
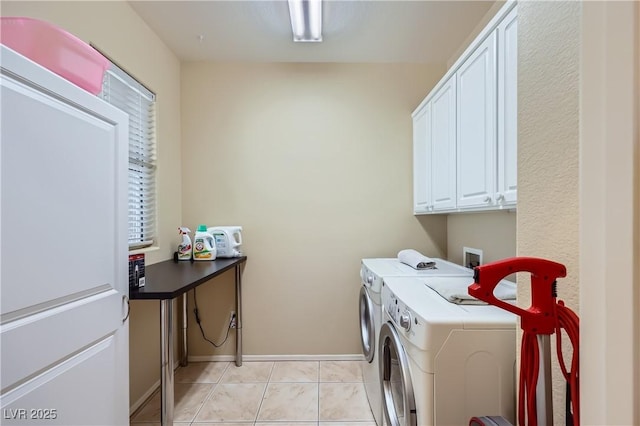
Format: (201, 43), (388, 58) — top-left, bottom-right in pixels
(456, 32), (497, 208)
(413, 102), (432, 213)
(497, 6), (518, 206)
(430, 76), (457, 211)
(0, 47), (129, 425)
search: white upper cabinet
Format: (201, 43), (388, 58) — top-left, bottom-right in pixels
(497, 6), (518, 206)
(412, 76), (456, 214)
(430, 76), (457, 211)
(456, 32), (497, 209)
(412, 1), (517, 214)
(413, 101), (432, 213)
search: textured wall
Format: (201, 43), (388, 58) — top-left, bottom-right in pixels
(180, 62), (447, 356)
(517, 2), (580, 424)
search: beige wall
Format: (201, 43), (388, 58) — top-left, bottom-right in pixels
(518, 2), (580, 424)
(447, 211), (516, 267)
(180, 62), (447, 356)
(1, 0), (183, 410)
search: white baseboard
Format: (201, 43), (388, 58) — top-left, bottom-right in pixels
(188, 353), (366, 362)
(129, 359), (181, 415)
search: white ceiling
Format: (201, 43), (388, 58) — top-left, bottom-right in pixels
(128, 0), (497, 63)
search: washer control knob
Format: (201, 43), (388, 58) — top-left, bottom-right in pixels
(399, 311), (412, 331)
(367, 275), (373, 285)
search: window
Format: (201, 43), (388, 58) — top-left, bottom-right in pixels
(97, 58), (157, 249)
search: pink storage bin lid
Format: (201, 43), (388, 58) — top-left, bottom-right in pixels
(0, 17), (109, 94)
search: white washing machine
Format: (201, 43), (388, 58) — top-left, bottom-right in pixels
(379, 276), (516, 426)
(359, 259), (472, 426)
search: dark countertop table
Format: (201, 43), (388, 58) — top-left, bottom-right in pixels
(130, 256), (247, 300)
(129, 256), (246, 426)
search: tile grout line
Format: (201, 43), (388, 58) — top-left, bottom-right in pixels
(317, 375), (321, 425)
(188, 380), (217, 423)
(181, 360), (231, 424)
(317, 360), (321, 425)
(314, 360), (320, 424)
(318, 359), (323, 424)
(252, 361), (275, 423)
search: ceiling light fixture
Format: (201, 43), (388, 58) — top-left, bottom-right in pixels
(288, 0), (322, 42)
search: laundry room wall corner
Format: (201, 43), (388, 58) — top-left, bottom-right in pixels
(180, 62), (447, 357)
(414, 214), (448, 259)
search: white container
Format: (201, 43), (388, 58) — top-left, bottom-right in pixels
(193, 225), (216, 260)
(177, 227), (192, 260)
(207, 226), (243, 258)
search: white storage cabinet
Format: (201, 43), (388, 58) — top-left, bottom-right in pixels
(413, 2), (517, 214)
(456, 31), (497, 209)
(496, 6), (518, 206)
(413, 101), (432, 213)
(412, 76), (457, 214)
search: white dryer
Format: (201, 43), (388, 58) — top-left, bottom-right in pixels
(379, 276), (516, 426)
(359, 259), (472, 426)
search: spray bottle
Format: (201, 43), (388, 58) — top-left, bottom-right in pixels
(177, 227), (192, 260)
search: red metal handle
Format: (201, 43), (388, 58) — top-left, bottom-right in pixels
(468, 257), (567, 334)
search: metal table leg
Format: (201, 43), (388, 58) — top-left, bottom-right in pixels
(235, 264), (243, 367)
(180, 293), (188, 367)
(160, 299), (174, 426)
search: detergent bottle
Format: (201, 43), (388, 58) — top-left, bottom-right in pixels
(207, 226), (243, 258)
(177, 227), (192, 260)
(193, 225), (216, 260)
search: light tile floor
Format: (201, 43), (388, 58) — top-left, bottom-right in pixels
(130, 360), (376, 426)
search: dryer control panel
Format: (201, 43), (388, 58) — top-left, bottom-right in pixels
(382, 277), (468, 357)
(385, 293), (415, 333)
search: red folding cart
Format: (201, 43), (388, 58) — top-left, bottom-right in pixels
(467, 257), (580, 426)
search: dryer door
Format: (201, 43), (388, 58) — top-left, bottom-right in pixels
(379, 322), (417, 426)
(359, 286), (375, 362)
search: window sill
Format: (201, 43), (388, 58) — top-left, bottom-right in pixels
(129, 245), (160, 256)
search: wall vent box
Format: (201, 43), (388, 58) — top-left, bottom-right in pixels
(463, 247), (483, 269)
(129, 253), (146, 290)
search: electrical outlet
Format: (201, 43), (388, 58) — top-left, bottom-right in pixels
(229, 311), (237, 329)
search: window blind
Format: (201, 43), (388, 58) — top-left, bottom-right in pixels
(98, 63), (157, 249)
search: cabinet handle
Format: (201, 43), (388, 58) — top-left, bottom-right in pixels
(484, 196), (492, 203)
(496, 194), (505, 203)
